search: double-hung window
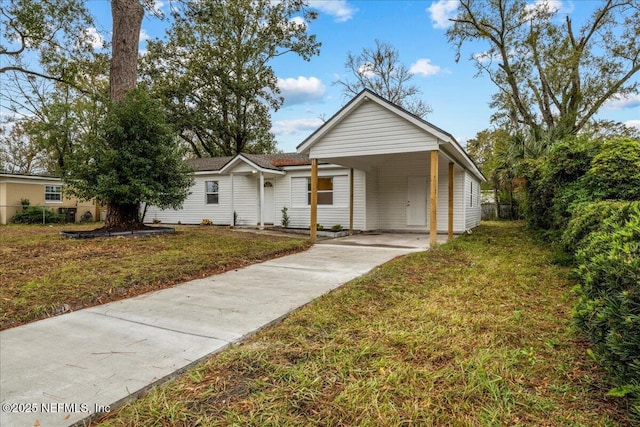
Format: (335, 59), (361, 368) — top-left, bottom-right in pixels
(307, 177), (333, 205)
(205, 181), (219, 204)
(45, 185), (62, 202)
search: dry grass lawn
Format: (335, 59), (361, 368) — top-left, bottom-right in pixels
(0, 224), (308, 330)
(94, 222), (634, 426)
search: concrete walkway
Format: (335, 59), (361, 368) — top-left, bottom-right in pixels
(0, 237), (425, 427)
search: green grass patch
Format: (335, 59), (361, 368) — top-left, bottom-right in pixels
(95, 222), (633, 426)
(0, 224), (308, 329)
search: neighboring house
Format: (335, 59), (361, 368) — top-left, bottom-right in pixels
(146, 90), (486, 243)
(0, 172), (99, 225)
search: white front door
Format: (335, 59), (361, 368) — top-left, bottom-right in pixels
(406, 176), (428, 226)
(263, 180), (275, 224)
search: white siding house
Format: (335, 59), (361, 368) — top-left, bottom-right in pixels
(146, 90), (485, 240)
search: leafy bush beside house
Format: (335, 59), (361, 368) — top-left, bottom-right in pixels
(571, 202), (640, 414)
(12, 207), (63, 224)
(523, 136), (640, 416)
(523, 137), (601, 234)
(562, 201), (640, 253)
(583, 138), (640, 201)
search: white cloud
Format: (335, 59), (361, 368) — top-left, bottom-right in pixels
(524, 0), (573, 16)
(140, 29), (151, 42)
(358, 62), (375, 78)
(308, 0), (357, 22)
(151, 0), (165, 16)
(290, 16), (306, 28)
(525, 0), (574, 16)
(427, 0), (459, 29)
(271, 118), (325, 136)
(409, 58), (442, 77)
(473, 50), (501, 64)
(625, 120), (640, 130)
(604, 93), (640, 110)
(277, 76), (326, 105)
(83, 27), (105, 49)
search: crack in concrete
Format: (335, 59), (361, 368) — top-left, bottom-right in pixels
(86, 310), (236, 343)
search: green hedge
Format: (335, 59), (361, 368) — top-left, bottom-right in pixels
(562, 201), (640, 253)
(12, 207), (64, 224)
(571, 201), (640, 416)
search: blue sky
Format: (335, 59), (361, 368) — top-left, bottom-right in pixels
(87, 0), (639, 153)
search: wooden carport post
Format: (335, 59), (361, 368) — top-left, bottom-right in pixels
(430, 150), (438, 247)
(310, 158), (318, 242)
(349, 168), (354, 235)
(448, 162), (454, 240)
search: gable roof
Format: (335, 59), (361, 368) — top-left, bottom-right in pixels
(296, 89), (486, 182)
(186, 153), (310, 172)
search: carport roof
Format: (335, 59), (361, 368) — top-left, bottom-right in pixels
(296, 89), (486, 182)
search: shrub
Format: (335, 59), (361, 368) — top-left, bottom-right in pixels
(573, 204), (640, 414)
(562, 201), (640, 253)
(331, 224), (343, 232)
(12, 207), (63, 224)
(583, 138), (640, 201)
(281, 206), (290, 228)
(523, 138), (600, 232)
(200, 219), (213, 226)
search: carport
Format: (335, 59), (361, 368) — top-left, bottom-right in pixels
(297, 89), (485, 246)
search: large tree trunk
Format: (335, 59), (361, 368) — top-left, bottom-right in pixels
(110, 0), (143, 102)
(106, 0), (144, 229)
(104, 202), (140, 230)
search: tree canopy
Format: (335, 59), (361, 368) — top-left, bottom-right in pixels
(141, 0), (321, 157)
(64, 88), (193, 228)
(0, 0), (97, 86)
(334, 40), (432, 118)
(448, 0), (640, 140)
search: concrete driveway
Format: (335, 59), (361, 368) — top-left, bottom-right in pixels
(0, 240), (423, 427)
(319, 231), (451, 249)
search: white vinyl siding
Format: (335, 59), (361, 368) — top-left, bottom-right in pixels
(285, 168), (359, 230)
(227, 162), (255, 174)
(464, 172), (481, 230)
(376, 152), (433, 230)
(146, 174), (231, 225)
(365, 168), (378, 230)
(291, 177), (308, 208)
(145, 161), (480, 233)
(232, 175), (258, 226)
(309, 101), (438, 159)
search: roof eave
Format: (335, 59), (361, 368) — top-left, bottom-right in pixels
(218, 154), (285, 175)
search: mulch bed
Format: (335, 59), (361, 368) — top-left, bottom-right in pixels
(60, 224), (175, 239)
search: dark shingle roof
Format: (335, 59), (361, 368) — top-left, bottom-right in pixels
(186, 153), (310, 172)
(186, 156), (233, 171)
(0, 171), (59, 178)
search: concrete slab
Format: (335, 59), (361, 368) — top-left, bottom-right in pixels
(318, 232), (451, 249)
(0, 243), (418, 427)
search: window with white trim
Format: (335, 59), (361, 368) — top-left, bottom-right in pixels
(205, 181), (219, 204)
(469, 181), (474, 207)
(45, 185), (62, 202)
(307, 177), (333, 205)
